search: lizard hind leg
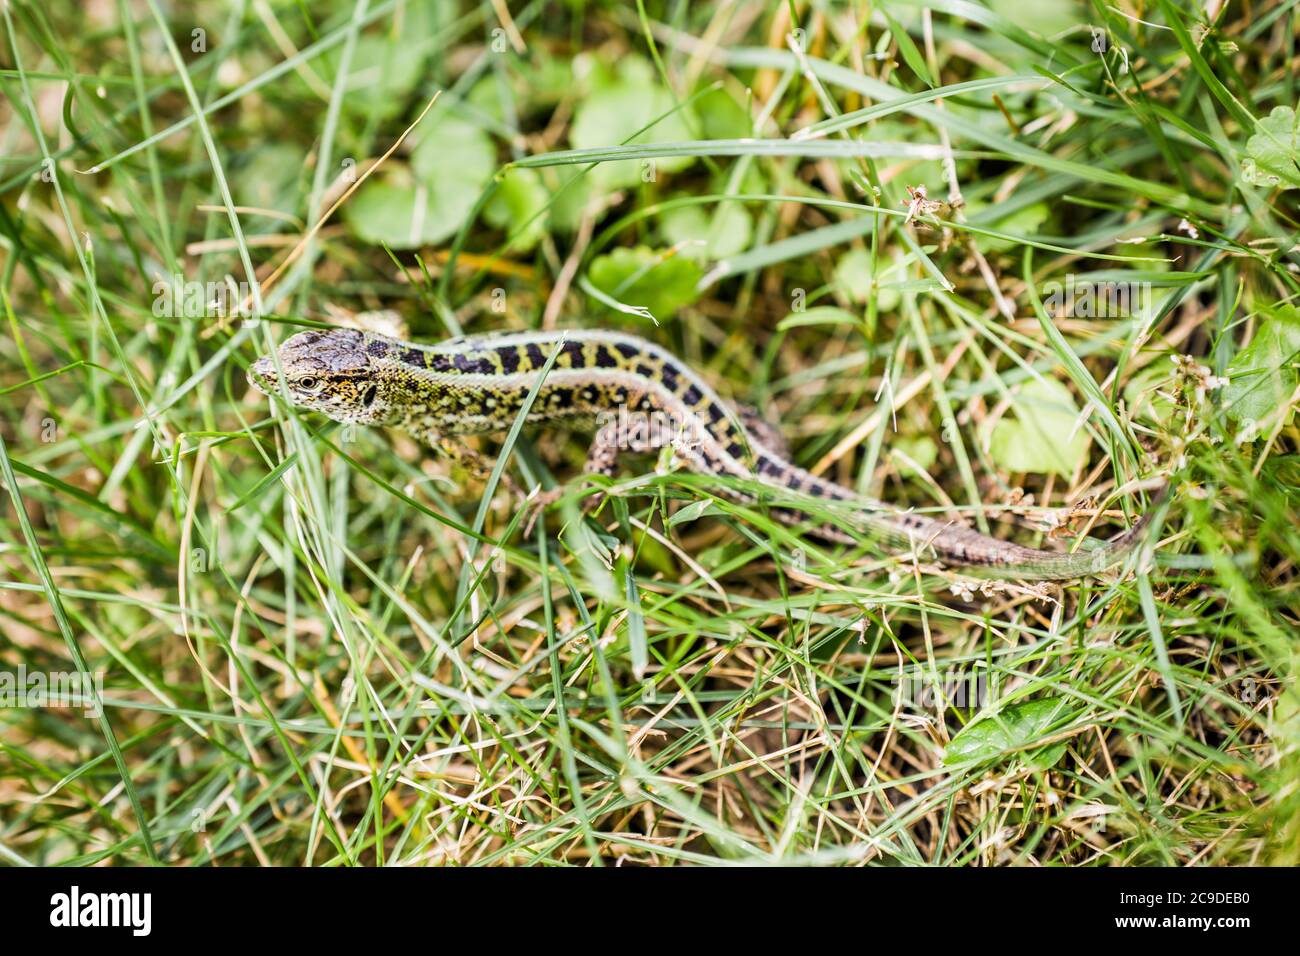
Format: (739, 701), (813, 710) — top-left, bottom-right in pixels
(581, 425), (628, 479)
(412, 425), (526, 500)
(528, 417), (670, 528)
(574, 421), (664, 505)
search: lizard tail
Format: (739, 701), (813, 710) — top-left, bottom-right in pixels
(883, 482), (1171, 581)
(747, 449), (1168, 581)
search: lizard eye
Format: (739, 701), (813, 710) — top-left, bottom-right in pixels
(296, 375), (321, 393)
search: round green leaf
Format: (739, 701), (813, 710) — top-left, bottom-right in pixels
(1242, 105), (1300, 191)
(570, 59), (695, 189)
(484, 167), (550, 252)
(322, 34), (427, 122)
(985, 378), (1091, 478)
(346, 166), (474, 249)
(346, 112), (496, 249)
(1221, 305), (1300, 426)
(234, 144), (305, 214)
(834, 248), (902, 311)
(587, 246), (702, 321)
(660, 204), (751, 260)
(410, 113), (496, 190)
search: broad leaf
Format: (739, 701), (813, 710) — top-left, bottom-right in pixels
(346, 167), (470, 249)
(660, 204), (751, 260)
(985, 378), (1091, 478)
(234, 144), (305, 214)
(1222, 305), (1300, 426)
(1242, 106), (1300, 191)
(484, 167), (550, 252)
(587, 246), (702, 321)
(322, 33), (428, 122)
(834, 248), (903, 310)
(569, 57), (695, 189)
(693, 87), (751, 140)
(410, 113), (496, 192)
(346, 112), (495, 248)
(986, 0), (1084, 36)
(944, 697), (1075, 769)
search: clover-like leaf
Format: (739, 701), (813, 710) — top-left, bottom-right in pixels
(660, 204), (751, 260)
(587, 246), (702, 321)
(985, 378), (1091, 478)
(346, 112), (496, 249)
(693, 87), (751, 140)
(410, 113), (496, 192)
(570, 57), (695, 189)
(1242, 106), (1300, 191)
(234, 144), (305, 214)
(1221, 305), (1300, 426)
(322, 33), (428, 122)
(484, 168), (550, 252)
(345, 167), (467, 249)
(833, 248), (904, 310)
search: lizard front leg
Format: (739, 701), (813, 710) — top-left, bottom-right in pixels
(407, 423), (525, 499)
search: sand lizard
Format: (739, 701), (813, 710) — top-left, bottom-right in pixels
(249, 327), (1160, 580)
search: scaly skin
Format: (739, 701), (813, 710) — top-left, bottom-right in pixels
(248, 327), (1160, 580)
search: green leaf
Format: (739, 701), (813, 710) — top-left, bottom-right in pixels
(660, 203), (751, 259)
(965, 200), (1050, 252)
(986, 0), (1084, 36)
(347, 112), (495, 249)
(484, 167), (549, 252)
(234, 143), (305, 214)
(1123, 365), (1179, 426)
(587, 246), (702, 321)
(892, 435), (939, 474)
(985, 377), (1091, 478)
(777, 305), (862, 331)
(410, 112), (496, 191)
(569, 57), (695, 189)
(546, 168), (594, 234)
(1221, 305), (1300, 426)
(323, 33), (428, 122)
(834, 248), (903, 311)
(667, 498), (722, 526)
(944, 697), (1075, 768)
(694, 87), (752, 140)
(345, 167), (471, 249)
(622, 559), (648, 680)
(881, 8), (934, 87)
(1242, 105), (1300, 190)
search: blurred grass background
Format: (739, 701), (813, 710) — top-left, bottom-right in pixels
(0, 0), (1297, 865)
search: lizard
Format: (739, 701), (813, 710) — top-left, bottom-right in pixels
(248, 326), (1163, 581)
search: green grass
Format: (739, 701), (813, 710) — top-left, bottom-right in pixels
(1, 0), (1297, 866)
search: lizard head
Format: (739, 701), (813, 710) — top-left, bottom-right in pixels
(249, 328), (398, 425)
